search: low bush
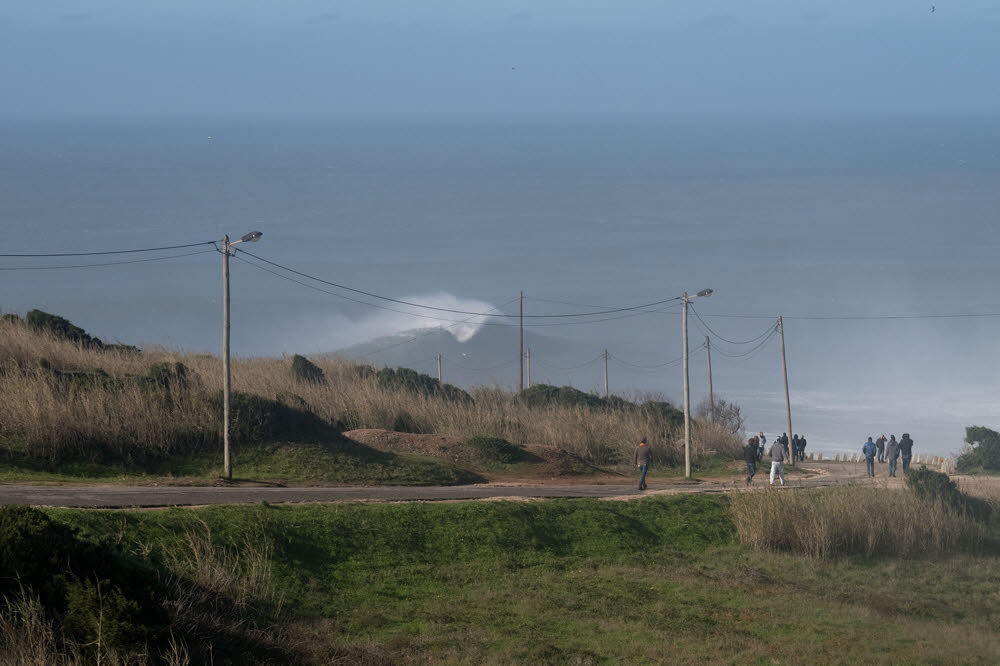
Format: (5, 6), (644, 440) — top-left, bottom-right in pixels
(26, 310), (103, 348)
(907, 466), (993, 520)
(291, 354), (326, 384)
(377, 367), (472, 404)
(466, 436), (531, 465)
(0, 506), (167, 660)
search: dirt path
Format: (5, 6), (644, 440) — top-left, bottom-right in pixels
(0, 461), (896, 508)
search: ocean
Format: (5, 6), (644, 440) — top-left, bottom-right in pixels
(3, 115), (999, 456)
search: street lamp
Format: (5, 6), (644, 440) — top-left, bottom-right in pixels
(221, 231), (262, 480)
(682, 288), (712, 479)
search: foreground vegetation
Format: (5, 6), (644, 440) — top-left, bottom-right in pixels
(0, 312), (739, 484)
(1, 473), (998, 664)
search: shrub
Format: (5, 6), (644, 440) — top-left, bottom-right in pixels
(520, 384), (604, 410)
(377, 367), (472, 403)
(907, 467), (993, 520)
(291, 354), (327, 384)
(466, 436), (531, 464)
(148, 361), (190, 390)
(26, 310), (103, 349)
(957, 426), (1000, 473)
(0, 506), (167, 657)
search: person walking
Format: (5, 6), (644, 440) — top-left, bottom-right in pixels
(798, 435), (808, 461)
(792, 434), (801, 462)
(875, 435), (887, 463)
(862, 437), (877, 477)
(757, 433), (766, 462)
(886, 434), (900, 477)
(633, 437), (653, 490)
(899, 433), (914, 473)
(769, 438), (787, 486)
(744, 436), (759, 485)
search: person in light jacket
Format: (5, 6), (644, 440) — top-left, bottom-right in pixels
(769, 439), (787, 486)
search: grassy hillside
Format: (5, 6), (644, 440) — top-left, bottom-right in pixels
(0, 313), (740, 484)
(3, 481), (997, 664)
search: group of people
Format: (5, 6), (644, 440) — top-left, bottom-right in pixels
(743, 432), (807, 486)
(862, 434), (915, 478)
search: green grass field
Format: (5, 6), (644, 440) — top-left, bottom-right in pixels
(43, 493), (1000, 664)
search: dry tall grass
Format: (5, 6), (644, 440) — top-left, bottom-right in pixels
(729, 486), (989, 559)
(0, 318), (741, 465)
(956, 476), (1000, 502)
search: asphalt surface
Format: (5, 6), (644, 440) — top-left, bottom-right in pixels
(0, 462), (874, 508)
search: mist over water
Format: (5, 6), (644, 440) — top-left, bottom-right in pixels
(2, 116), (999, 456)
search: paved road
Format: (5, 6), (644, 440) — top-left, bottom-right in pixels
(0, 462), (874, 508)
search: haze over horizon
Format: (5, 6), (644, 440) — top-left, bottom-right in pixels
(3, 2), (1000, 456)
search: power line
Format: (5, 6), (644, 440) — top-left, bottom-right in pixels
(697, 310), (1000, 321)
(712, 324), (780, 360)
(236, 248), (682, 318)
(609, 343), (706, 370)
(689, 305), (779, 345)
(533, 354), (605, 372)
(0, 240), (216, 258)
(235, 253), (682, 330)
(442, 356), (519, 372)
(360, 296), (521, 357)
(0, 249), (217, 271)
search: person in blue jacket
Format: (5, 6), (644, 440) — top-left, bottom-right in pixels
(862, 437), (877, 477)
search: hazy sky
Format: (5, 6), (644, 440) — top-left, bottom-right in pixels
(3, 1), (1000, 118)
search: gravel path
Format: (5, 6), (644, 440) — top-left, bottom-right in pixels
(0, 462), (881, 508)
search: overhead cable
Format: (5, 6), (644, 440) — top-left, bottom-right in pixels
(0, 249), (217, 271)
(236, 248), (681, 318)
(0, 240), (217, 258)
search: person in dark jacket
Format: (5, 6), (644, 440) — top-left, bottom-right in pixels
(792, 435), (801, 461)
(899, 433), (914, 472)
(875, 435), (887, 463)
(633, 437), (653, 490)
(798, 435), (808, 461)
(862, 437), (877, 477)
(744, 436), (759, 485)
(886, 435), (900, 477)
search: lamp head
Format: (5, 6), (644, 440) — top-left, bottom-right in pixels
(240, 231), (263, 243)
(696, 288), (714, 298)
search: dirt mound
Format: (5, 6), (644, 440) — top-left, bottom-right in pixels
(345, 429), (463, 455)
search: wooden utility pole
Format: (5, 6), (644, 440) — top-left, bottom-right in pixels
(526, 347), (532, 389)
(221, 235), (232, 480)
(778, 316), (794, 468)
(603, 349), (610, 398)
(706, 336), (714, 422)
(682, 293), (692, 479)
(437, 352), (443, 383)
(519, 291), (524, 392)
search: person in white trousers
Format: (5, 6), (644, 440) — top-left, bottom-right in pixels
(769, 439), (787, 486)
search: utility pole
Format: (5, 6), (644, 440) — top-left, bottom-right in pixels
(706, 336), (714, 423)
(437, 352), (443, 383)
(519, 291), (524, 393)
(219, 230), (262, 481)
(221, 235), (232, 480)
(603, 349), (610, 399)
(526, 347), (532, 389)
(778, 316), (794, 468)
(682, 293), (691, 479)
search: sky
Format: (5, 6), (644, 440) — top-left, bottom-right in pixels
(2, 1), (1000, 118)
